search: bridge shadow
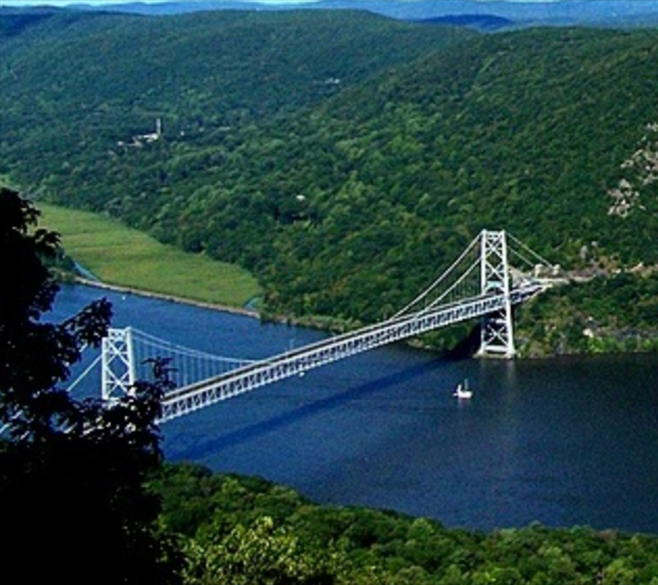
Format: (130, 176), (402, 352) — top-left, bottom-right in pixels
(442, 325), (481, 360)
(167, 357), (452, 461)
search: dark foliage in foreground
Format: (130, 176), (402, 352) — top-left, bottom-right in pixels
(0, 187), (181, 584)
(151, 462), (658, 584)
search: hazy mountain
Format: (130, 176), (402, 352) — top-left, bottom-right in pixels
(415, 14), (513, 30)
(56, 0), (658, 28)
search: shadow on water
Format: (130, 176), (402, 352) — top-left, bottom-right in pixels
(168, 357), (449, 460)
(442, 324), (481, 360)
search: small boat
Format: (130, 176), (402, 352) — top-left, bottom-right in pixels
(453, 378), (473, 399)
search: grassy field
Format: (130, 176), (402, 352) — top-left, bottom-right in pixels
(37, 203), (262, 309)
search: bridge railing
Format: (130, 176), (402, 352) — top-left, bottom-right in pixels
(160, 282), (544, 421)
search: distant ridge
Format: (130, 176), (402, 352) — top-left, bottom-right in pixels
(414, 14), (513, 31)
(8, 1), (657, 28)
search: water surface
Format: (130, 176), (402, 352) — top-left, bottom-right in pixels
(55, 284), (658, 534)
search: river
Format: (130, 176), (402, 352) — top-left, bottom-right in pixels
(53, 284), (658, 535)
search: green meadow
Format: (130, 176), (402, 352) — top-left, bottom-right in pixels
(37, 203), (261, 308)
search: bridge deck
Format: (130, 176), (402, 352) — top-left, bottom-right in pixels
(160, 284), (543, 421)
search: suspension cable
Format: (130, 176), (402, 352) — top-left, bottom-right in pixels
(421, 255), (481, 315)
(391, 231), (482, 319)
(130, 328), (254, 364)
(66, 352), (103, 393)
(507, 231), (553, 268)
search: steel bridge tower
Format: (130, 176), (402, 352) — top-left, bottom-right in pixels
(478, 229), (516, 358)
(101, 327), (136, 401)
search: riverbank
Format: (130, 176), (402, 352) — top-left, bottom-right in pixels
(38, 202), (262, 308)
(74, 277), (260, 319)
(38, 202), (658, 359)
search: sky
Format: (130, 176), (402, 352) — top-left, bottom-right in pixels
(0, 0), (562, 5)
(0, 0), (313, 4)
(0, 0), (312, 4)
(0, 0), (316, 5)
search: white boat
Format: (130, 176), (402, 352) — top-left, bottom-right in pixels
(453, 378), (473, 399)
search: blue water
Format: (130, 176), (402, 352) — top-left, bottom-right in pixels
(54, 284), (658, 535)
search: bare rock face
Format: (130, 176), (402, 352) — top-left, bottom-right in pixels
(608, 122), (658, 217)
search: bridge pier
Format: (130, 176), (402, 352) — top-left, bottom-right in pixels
(477, 230), (516, 358)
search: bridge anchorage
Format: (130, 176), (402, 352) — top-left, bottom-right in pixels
(94, 229), (554, 421)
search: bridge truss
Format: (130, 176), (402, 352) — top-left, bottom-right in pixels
(95, 229), (553, 421)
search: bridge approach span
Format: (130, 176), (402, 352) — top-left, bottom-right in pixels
(161, 284), (543, 422)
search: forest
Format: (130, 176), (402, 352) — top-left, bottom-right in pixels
(150, 461), (658, 584)
(1, 7), (657, 354)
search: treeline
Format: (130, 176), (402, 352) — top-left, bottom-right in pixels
(151, 462), (658, 584)
(1, 9), (657, 353)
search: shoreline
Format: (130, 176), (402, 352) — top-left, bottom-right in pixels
(73, 277), (261, 319)
(70, 278), (658, 359)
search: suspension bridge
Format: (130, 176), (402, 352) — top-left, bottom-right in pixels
(75, 229), (557, 422)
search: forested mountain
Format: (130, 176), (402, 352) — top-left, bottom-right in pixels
(1, 9), (657, 354)
(0, 8), (471, 181)
(0, 7), (471, 115)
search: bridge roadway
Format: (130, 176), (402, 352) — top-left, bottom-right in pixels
(160, 282), (544, 422)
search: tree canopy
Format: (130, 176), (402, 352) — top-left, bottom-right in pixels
(0, 187), (181, 584)
(151, 462), (658, 585)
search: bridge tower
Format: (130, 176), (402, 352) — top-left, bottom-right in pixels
(101, 327), (136, 401)
(478, 229), (516, 358)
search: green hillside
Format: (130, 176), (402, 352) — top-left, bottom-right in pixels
(0, 8), (471, 183)
(1, 10), (657, 354)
